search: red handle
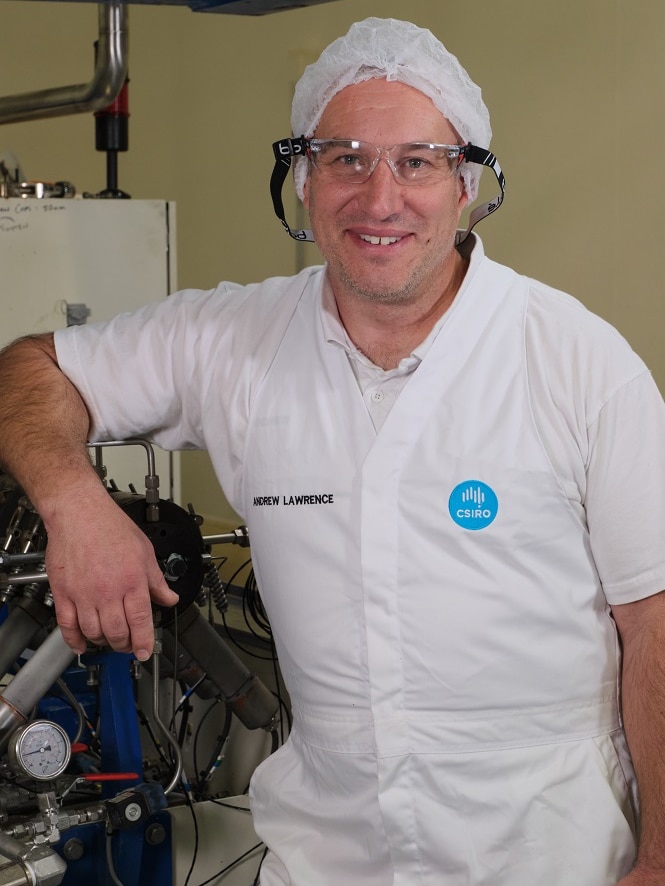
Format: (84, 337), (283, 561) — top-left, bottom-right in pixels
(82, 773), (140, 782)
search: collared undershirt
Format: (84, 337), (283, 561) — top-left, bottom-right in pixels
(321, 281), (449, 432)
(319, 242), (476, 432)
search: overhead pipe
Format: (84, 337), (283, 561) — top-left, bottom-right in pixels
(0, 3), (128, 125)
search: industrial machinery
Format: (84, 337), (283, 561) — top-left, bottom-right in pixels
(0, 0), (336, 879)
(0, 442), (280, 886)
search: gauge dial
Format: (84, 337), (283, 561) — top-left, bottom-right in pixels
(8, 720), (71, 780)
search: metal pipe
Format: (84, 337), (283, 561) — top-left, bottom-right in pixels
(0, 572), (48, 588)
(0, 553), (45, 568)
(0, 3), (128, 125)
(0, 833), (67, 886)
(89, 439), (156, 479)
(150, 641), (183, 796)
(170, 604), (279, 731)
(88, 439), (160, 522)
(0, 628), (75, 753)
(0, 598), (53, 678)
(0, 863), (28, 886)
(201, 526), (250, 547)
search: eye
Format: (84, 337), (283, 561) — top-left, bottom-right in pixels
(395, 146), (459, 181)
(336, 153), (363, 168)
(397, 153), (435, 180)
(403, 156), (430, 170)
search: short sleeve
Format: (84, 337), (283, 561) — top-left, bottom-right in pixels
(53, 266), (325, 514)
(585, 371), (665, 604)
(525, 278), (665, 606)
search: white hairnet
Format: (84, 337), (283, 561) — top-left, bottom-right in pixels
(291, 17), (491, 202)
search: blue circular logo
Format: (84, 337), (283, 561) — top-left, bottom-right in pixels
(448, 481), (498, 531)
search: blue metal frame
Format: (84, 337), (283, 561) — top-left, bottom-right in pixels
(45, 651), (173, 886)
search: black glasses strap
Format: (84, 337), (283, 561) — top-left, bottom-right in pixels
(270, 137), (315, 242)
(455, 144), (505, 245)
(270, 137), (505, 246)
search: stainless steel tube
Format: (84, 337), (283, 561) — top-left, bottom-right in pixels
(0, 3), (128, 125)
(0, 627), (75, 753)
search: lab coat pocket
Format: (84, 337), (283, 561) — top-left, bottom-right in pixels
(591, 730), (638, 834)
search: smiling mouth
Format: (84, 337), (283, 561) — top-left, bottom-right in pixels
(358, 234), (403, 246)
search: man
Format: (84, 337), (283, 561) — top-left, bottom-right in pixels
(1, 16), (665, 886)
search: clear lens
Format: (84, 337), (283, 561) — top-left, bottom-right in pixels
(308, 140), (462, 185)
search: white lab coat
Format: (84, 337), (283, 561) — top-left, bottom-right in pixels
(55, 239), (665, 885)
(242, 257), (637, 884)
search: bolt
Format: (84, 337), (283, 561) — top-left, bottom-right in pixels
(124, 803), (142, 823)
(63, 838), (85, 861)
(144, 823), (167, 846)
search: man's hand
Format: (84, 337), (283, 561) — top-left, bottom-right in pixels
(43, 481), (179, 660)
(0, 333), (179, 660)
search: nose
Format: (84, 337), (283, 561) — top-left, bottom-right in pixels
(358, 156), (405, 217)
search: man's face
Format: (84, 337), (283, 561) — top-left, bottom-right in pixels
(303, 78), (469, 307)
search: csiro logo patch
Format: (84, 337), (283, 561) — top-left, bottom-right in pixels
(449, 481), (498, 530)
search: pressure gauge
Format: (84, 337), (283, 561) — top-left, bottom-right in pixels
(7, 720), (72, 780)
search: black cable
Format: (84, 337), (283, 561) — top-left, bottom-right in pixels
(221, 558), (253, 596)
(243, 570), (271, 636)
(234, 565), (291, 747)
(209, 798), (253, 812)
(272, 691), (292, 744)
(252, 847), (269, 886)
(176, 681), (192, 749)
(192, 698), (215, 793)
(135, 705), (171, 769)
(53, 677), (92, 745)
(219, 611), (275, 662)
(169, 675), (210, 754)
(268, 635), (290, 744)
(182, 788), (200, 886)
(195, 700), (233, 799)
(241, 571), (270, 636)
(193, 840), (265, 886)
(218, 568), (275, 660)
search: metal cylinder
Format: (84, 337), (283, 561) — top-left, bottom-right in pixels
(0, 862), (29, 886)
(170, 605), (278, 731)
(0, 3), (128, 125)
(0, 833), (67, 886)
(0, 598), (53, 679)
(0, 628), (75, 753)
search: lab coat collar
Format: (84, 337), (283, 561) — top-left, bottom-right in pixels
(320, 233), (485, 370)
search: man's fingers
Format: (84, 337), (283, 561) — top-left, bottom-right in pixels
(97, 603), (134, 653)
(146, 554), (181, 607)
(150, 582), (180, 607)
(45, 498), (182, 660)
(122, 588), (157, 660)
(55, 599), (88, 656)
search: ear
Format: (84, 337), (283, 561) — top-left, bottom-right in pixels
(457, 175), (469, 212)
(302, 174), (311, 211)
(456, 174), (470, 218)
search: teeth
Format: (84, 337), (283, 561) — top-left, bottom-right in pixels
(359, 234), (402, 246)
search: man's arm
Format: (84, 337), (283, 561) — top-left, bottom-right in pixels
(612, 590), (665, 885)
(0, 333), (177, 659)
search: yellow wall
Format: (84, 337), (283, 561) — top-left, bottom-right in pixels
(1, 0), (664, 522)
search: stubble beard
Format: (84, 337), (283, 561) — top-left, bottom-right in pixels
(329, 238), (457, 308)
(335, 262), (420, 306)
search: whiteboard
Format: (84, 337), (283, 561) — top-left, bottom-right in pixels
(0, 198), (180, 501)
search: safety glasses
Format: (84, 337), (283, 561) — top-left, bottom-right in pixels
(270, 135), (505, 245)
(307, 139), (465, 186)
